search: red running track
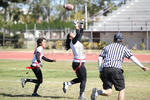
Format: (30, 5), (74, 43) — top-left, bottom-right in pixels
(0, 51), (150, 63)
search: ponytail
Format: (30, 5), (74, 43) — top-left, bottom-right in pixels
(65, 34), (71, 50)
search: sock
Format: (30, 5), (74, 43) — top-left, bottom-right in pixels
(33, 83), (40, 94)
(97, 90), (103, 95)
(67, 82), (72, 86)
(26, 79), (38, 83)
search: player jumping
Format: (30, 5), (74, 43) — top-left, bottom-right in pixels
(63, 20), (87, 100)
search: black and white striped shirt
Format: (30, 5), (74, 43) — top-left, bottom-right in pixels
(100, 43), (133, 69)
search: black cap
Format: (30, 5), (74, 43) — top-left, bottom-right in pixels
(114, 33), (123, 42)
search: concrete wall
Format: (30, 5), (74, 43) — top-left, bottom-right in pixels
(24, 29), (150, 50)
(89, 31), (150, 50)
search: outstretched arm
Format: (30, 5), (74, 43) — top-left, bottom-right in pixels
(130, 56), (149, 71)
(42, 56), (56, 62)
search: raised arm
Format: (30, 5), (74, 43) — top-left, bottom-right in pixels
(72, 20), (84, 44)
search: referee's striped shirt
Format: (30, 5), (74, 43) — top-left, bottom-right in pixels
(100, 43), (133, 69)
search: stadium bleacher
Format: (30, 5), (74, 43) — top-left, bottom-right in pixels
(88, 0), (150, 32)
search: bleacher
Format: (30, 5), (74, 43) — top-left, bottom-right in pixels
(88, 0), (150, 32)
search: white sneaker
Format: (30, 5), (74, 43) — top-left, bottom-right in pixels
(91, 88), (98, 100)
(63, 82), (68, 93)
(21, 78), (26, 88)
(78, 96), (87, 100)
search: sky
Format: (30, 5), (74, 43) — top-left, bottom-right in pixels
(0, 0), (124, 14)
(19, 0), (124, 9)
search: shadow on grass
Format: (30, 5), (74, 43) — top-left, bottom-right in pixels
(0, 93), (75, 99)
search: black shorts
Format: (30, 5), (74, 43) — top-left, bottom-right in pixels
(100, 67), (125, 91)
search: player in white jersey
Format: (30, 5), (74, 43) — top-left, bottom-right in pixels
(63, 20), (87, 100)
(21, 38), (56, 96)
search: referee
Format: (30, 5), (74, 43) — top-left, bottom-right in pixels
(91, 33), (149, 100)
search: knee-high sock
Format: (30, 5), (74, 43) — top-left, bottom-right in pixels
(80, 80), (86, 96)
(26, 79), (38, 83)
(33, 83), (40, 93)
(71, 78), (80, 84)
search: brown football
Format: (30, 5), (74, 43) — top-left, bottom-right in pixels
(63, 4), (74, 11)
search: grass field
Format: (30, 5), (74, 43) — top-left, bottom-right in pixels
(0, 59), (150, 100)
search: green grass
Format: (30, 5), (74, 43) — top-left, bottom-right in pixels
(0, 60), (150, 100)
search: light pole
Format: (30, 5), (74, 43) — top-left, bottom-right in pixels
(3, 29), (5, 46)
(146, 21), (149, 50)
(85, 0), (88, 30)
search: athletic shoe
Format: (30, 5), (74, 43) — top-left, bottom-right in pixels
(78, 96), (87, 100)
(32, 93), (41, 97)
(91, 88), (98, 100)
(21, 78), (26, 88)
(63, 82), (68, 93)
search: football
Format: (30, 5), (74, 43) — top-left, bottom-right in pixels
(63, 4), (74, 11)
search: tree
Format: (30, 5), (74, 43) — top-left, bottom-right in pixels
(0, 0), (9, 8)
(0, 0), (119, 27)
(40, 0), (51, 22)
(0, 0), (27, 23)
(0, 15), (5, 27)
(0, 0), (9, 22)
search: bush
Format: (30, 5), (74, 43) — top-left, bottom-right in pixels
(83, 42), (92, 49)
(99, 41), (107, 49)
(5, 41), (11, 47)
(0, 32), (13, 46)
(132, 44), (137, 50)
(51, 41), (56, 49)
(12, 34), (24, 48)
(56, 40), (64, 49)
(82, 41), (107, 50)
(93, 42), (98, 49)
(140, 42), (145, 50)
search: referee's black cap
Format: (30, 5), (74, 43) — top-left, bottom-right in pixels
(114, 32), (123, 42)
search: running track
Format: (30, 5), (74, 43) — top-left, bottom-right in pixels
(0, 51), (150, 63)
